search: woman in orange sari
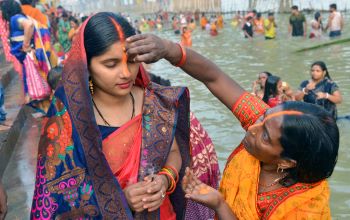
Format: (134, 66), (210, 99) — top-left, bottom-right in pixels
(126, 34), (339, 219)
(31, 12), (219, 220)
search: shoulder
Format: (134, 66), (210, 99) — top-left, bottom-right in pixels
(300, 80), (308, 87)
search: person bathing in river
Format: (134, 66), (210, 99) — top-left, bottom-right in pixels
(252, 71), (272, 99)
(243, 16), (254, 40)
(262, 75), (294, 108)
(126, 33), (338, 219)
(295, 61), (342, 119)
(181, 26), (192, 47)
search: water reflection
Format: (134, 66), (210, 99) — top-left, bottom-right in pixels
(150, 13), (350, 218)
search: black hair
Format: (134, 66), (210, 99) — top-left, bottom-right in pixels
(252, 9), (257, 14)
(19, 0), (32, 5)
(311, 61), (331, 80)
(291, 5), (298, 10)
(257, 12), (262, 18)
(62, 11), (68, 18)
(0, 0), (23, 22)
(47, 66), (63, 90)
(279, 101), (339, 186)
(149, 73), (171, 86)
(81, 16), (88, 23)
(69, 16), (79, 25)
(84, 12), (136, 65)
(262, 75), (280, 103)
(268, 12), (274, 17)
(260, 71), (272, 77)
(330, 3), (337, 10)
(314, 11), (321, 21)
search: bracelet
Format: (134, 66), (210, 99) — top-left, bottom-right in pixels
(326, 93), (329, 99)
(175, 43), (187, 67)
(163, 165), (179, 183)
(158, 171), (176, 194)
(302, 87), (307, 95)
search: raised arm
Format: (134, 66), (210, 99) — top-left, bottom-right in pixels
(126, 34), (245, 110)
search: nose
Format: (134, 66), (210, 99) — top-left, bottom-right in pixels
(120, 52), (131, 79)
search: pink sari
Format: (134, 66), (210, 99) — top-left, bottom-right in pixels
(102, 111), (176, 220)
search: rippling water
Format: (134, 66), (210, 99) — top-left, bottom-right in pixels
(148, 13), (350, 218)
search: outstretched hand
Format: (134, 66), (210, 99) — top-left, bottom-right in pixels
(126, 34), (170, 64)
(182, 167), (223, 211)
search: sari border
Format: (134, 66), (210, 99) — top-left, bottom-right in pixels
(261, 182), (321, 219)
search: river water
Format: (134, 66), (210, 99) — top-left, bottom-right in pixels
(148, 13), (350, 219)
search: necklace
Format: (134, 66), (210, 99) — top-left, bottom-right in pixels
(92, 93), (135, 126)
(259, 173), (288, 188)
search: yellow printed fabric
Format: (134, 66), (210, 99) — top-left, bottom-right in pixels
(220, 148), (331, 219)
(264, 19), (276, 39)
(219, 92), (331, 219)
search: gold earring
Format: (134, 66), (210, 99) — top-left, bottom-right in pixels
(277, 166), (284, 173)
(89, 79), (94, 94)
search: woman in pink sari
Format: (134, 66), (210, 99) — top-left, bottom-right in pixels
(31, 12), (219, 219)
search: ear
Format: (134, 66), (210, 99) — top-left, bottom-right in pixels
(278, 158), (297, 170)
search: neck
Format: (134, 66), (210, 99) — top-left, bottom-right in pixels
(93, 88), (131, 108)
(312, 77), (324, 84)
(261, 163), (278, 173)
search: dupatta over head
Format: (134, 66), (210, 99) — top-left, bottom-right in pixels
(31, 13), (191, 220)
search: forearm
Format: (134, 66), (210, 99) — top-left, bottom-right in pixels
(327, 93), (342, 104)
(294, 91), (304, 101)
(164, 138), (181, 172)
(164, 40), (245, 109)
(215, 198), (237, 220)
(23, 21), (34, 49)
(288, 25), (292, 34)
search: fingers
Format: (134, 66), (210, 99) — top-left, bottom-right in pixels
(142, 189), (163, 203)
(133, 53), (159, 64)
(145, 198), (163, 212)
(126, 44), (154, 58)
(126, 34), (148, 43)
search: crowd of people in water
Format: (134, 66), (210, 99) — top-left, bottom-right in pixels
(0, 0), (346, 219)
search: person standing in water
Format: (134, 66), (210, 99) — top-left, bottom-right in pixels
(325, 3), (344, 38)
(289, 5), (307, 37)
(264, 12), (277, 40)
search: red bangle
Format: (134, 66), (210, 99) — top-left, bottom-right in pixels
(164, 165), (179, 183)
(175, 43), (186, 67)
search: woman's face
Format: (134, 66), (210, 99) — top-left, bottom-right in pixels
(311, 65), (325, 81)
(70, 21), (77, 29)
(243, 106), (285, 165)
(89, 42), (140, 97)
(258, 73), (268, 87)
(277, 80), (283, 94)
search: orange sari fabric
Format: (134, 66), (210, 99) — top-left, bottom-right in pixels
(21, 5), (48, 26)
(220, 93), (331, 219)
(102, 114), (176, 219)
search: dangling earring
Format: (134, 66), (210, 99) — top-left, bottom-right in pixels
(89, 79), (94, 94)
(277, 166), (284, 173)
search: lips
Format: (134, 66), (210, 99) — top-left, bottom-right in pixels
(116, 81), (131, 89)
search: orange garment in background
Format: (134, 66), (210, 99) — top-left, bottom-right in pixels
(181, 30), (192, 47)
(217, 15), (224, 29)
(210, 23), (218, 36)
(21, 5), (48, 26)
(201, 17), (208, 29)
(102, 115), (176, 220)
(254, 18), (265, 34)
(219, 93), (331, 219)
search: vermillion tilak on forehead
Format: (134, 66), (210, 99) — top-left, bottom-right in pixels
(248, 110), (303, 132)
(109, 17), (130, 77)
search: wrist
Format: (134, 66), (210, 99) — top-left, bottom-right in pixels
(325, 93), (329, 99)
(159, 174), (170, 191)
(214, 194), (226, 212)
(164, 40), (182, 65)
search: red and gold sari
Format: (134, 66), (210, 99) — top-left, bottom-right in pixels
(220, 93), (331, 219)
(31, 13), (219, 220)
